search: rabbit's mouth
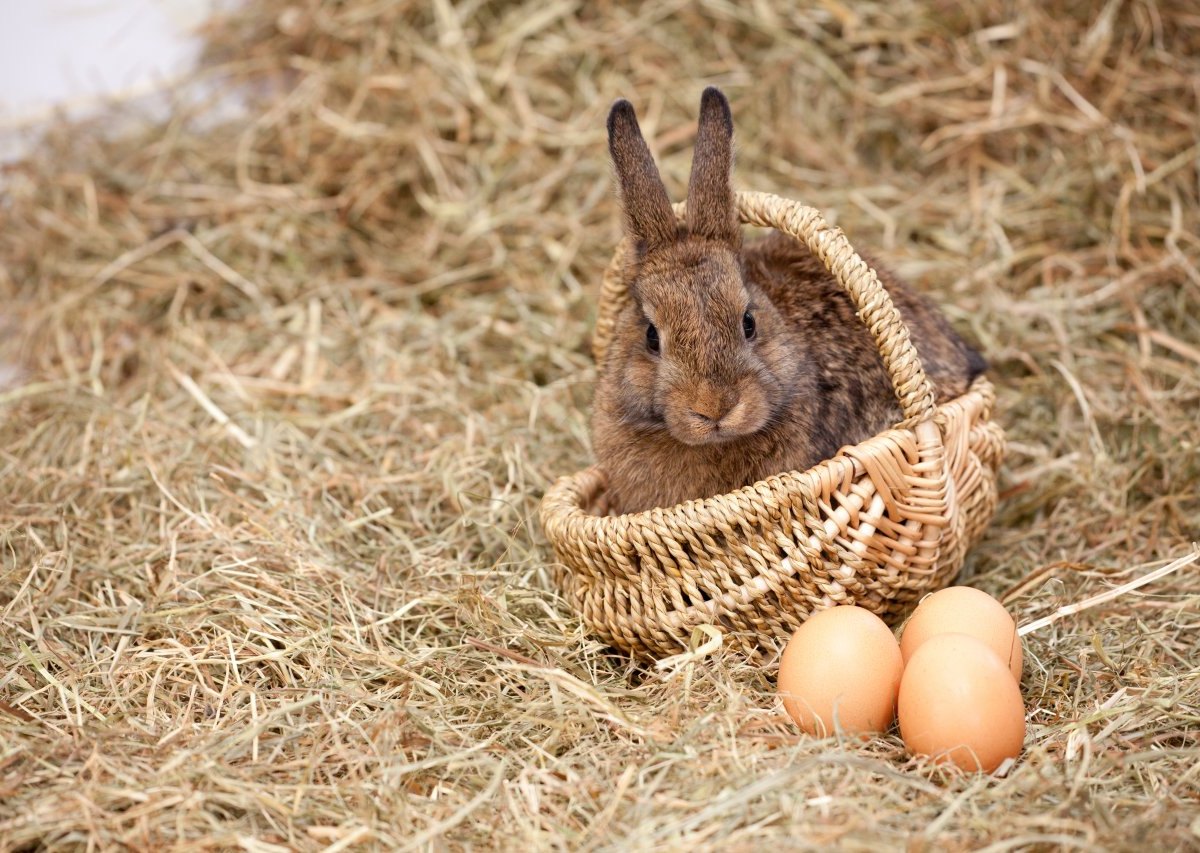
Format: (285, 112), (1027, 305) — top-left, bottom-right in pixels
(666, 397), (767, 446)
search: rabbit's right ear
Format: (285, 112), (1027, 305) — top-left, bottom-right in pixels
(608, 99), (677, 251)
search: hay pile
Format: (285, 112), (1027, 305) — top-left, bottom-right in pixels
(2, 1), (1199, 848)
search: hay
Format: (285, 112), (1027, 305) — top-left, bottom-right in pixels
(2, 0), (1199, 848)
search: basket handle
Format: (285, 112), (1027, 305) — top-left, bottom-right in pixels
(592, 191), (939, 424)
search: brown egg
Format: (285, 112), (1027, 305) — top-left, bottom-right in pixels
(898, 632), (1026, 772)
(777, 605), (904, 737)
(899, 586), (1023, 681)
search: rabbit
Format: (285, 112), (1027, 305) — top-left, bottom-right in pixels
(590, 87), (986, 515)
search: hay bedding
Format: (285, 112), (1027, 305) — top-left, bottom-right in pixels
(1, 0), (1199, 848)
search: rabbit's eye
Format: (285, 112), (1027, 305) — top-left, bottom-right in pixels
(646, 322), (660, 354)
(742, 311), (757, 340)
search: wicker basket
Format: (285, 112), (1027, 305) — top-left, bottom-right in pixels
(540, 191), (1005, 662)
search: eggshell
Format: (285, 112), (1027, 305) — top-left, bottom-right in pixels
(898, 632), (1026, 772)
(777, 605), (903, 737)
(899, 586), (1023, 681)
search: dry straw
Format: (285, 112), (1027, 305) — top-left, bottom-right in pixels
(542, 191), (1005, 660)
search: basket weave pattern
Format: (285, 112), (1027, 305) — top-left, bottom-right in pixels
(541, 192), (1005, 661)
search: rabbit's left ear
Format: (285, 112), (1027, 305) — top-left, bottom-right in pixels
(686, 87), (740, 246)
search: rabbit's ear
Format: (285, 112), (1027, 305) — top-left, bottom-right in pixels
(608, 99), (677, 251)
(687, 87), (739, 245)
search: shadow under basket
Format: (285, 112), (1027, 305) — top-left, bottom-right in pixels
(539, 191), (1006, 663)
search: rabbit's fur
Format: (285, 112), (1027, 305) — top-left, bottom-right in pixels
(591, 88), (985, 515)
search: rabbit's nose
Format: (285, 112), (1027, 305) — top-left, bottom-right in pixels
(690, 389), (735, 424)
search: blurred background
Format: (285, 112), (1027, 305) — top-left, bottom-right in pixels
(0, 1), (225, 159)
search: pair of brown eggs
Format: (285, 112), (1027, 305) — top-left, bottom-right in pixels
(777, 586), (1025, 773)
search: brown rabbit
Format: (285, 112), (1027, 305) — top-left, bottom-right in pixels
(591, 87), (986, 515)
